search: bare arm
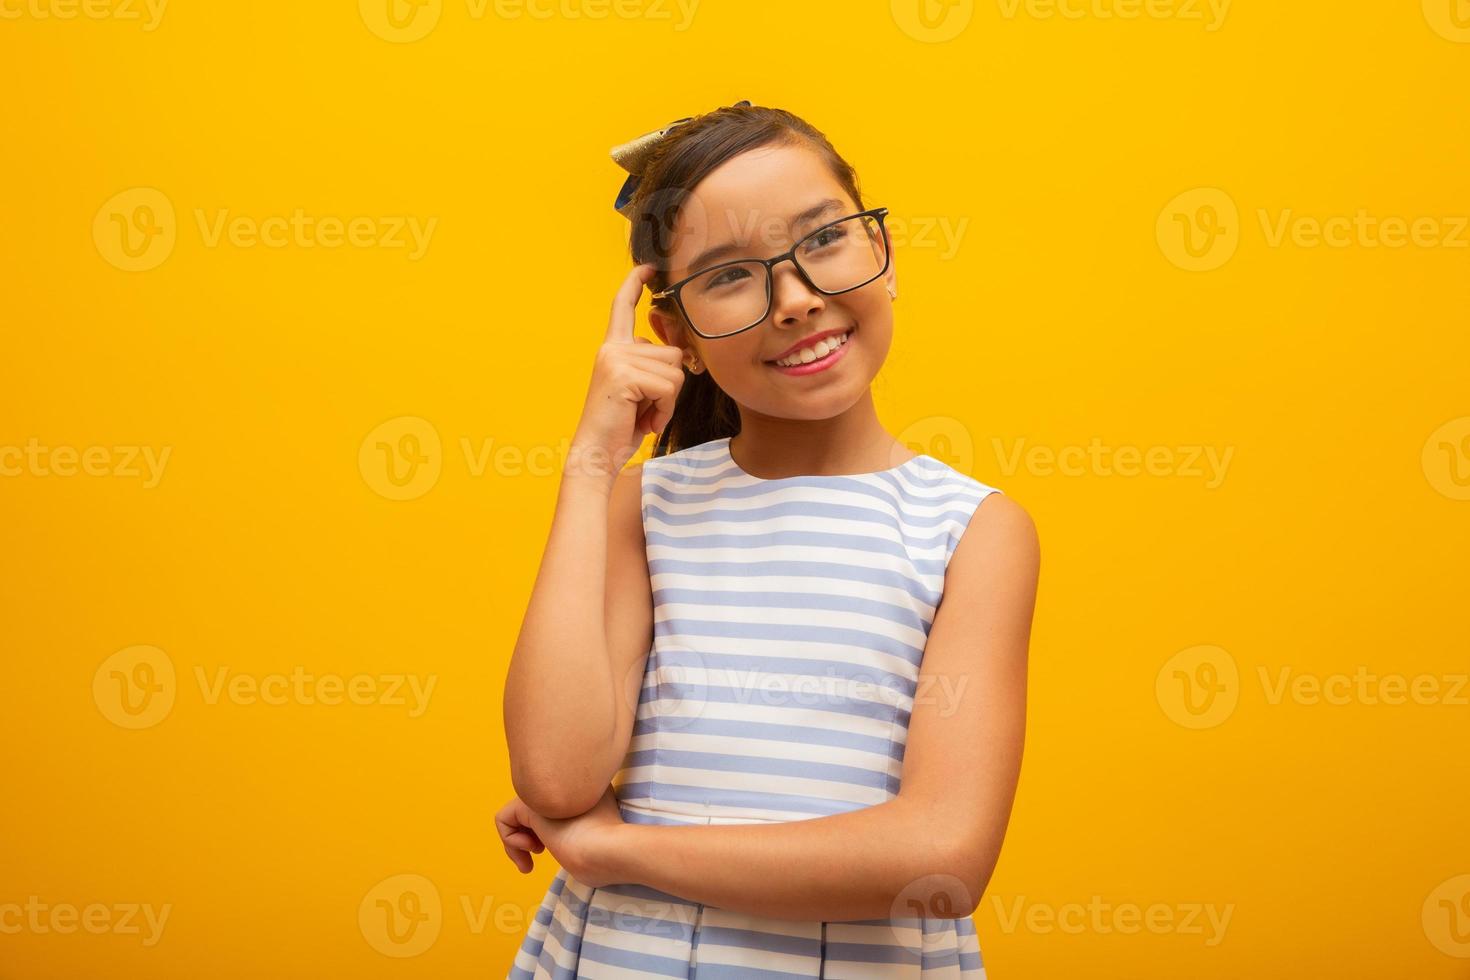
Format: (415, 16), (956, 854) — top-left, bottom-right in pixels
(586, 493), (1039, 919)
(502, 462), (653, 819)
(502, 263), (682, 819)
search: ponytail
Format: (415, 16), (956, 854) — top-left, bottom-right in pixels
(653, 364), (740, 456)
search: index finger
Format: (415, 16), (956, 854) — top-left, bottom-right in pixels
(605, 263), (658, 344)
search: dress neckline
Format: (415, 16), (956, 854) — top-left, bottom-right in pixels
(721, 436), (930, 483)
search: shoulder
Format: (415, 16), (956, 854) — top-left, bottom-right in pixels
(901, 457), (1013, 555)
(904, 452), (1002, 504)
(965, 492), (1038, 549)
(622, 441), (699, 485)
(902, 450), (1037, 584)
(621, 440), (723, 519)
(637, 439), (726, 491)
(947, 490), (1040, 589)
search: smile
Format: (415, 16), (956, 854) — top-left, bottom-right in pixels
(768, 327), (854, 376)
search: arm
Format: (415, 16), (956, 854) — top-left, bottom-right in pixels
(502, 461), (654, 819)
(588, 494), (1039, 919)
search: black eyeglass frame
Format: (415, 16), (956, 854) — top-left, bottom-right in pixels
(650, 206), (892, 340)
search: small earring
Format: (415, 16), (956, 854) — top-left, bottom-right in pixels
(886, 284), (897, 299)
(686, 356), (702, 373)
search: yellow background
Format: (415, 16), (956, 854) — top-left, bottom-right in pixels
(2, 0), (1468, 977)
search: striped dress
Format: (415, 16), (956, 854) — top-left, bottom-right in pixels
(508, 434), (1002, 979)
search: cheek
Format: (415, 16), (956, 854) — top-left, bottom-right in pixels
(846, 291), (893, 340)
(705, 333), (765, 369)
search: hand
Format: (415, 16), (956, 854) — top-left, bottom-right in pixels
(494, 786), (628, 887)
(567, 263), (687, 484)
(494, 796), (545, 874)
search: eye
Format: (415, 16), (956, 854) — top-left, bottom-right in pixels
(706, 265), (752, 289)
(802, 225), (849, 253)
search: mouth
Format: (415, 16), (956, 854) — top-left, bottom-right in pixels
(766, 326), (855, 376)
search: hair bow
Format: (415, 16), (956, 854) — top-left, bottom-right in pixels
(611, 100), (752, 219)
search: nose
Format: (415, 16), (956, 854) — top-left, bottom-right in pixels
(768, 258), (825, 326)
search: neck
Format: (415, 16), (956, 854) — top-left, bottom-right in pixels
(728, 392), (914, 479)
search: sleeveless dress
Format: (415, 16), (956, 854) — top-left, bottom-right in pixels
(508, 434), (1002, 979)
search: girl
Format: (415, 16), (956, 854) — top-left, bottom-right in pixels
(498, 102), (1038, 978)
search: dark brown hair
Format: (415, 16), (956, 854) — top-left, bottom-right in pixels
(626, 103), (868, 457)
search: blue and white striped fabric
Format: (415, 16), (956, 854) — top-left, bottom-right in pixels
(508, 434), (1001, 979)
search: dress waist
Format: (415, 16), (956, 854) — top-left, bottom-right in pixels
(616, 798), (817, 826)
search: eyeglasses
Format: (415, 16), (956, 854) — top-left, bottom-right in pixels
(651, 207), (891, 340)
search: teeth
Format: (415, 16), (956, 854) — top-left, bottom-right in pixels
(775, 330), (850, 367)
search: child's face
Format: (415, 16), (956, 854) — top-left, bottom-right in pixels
(648, 142), (897, 423)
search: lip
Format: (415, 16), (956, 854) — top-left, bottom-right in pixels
(767, 327), (854, 376)
(766, 326), (854, 364)
(764, 326), (858, 364)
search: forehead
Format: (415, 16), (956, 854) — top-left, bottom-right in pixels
(666, 142), (856, 272)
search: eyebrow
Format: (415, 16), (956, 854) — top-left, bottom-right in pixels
(679, 198), (848, 277)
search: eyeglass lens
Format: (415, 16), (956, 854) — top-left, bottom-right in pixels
(679, 214), (887, 337)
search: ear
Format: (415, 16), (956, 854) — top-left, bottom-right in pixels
(648, 305), (681, 348)
(882, 224), (898, 300)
